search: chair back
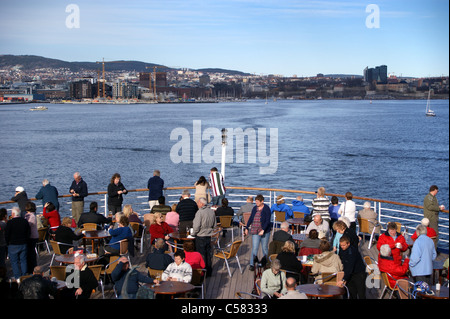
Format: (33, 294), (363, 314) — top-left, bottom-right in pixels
(219, 215), (233, 228)
(357, 218), (371, 234)
(211, 227), (222, 248)
(299, 247), (321, 256)
(268, 240), (284, 255)
(227, 240), (242, 258)
(38, 227), (48, 241)
(50, 266), (67, 281)
(119, 239), (129, 255)
(293, 211), (304, 219)
(274, 211), (285, 222)
(396, 279), (413, 299)
(394, 222), (402, 233)
(81, 223), (98, 231)
(88, 265), (103, 281)
(129, 222), (141, 237)
(104, 256), (120, 275)
(49, 240), (62, 255)
(381, 272), (396, 290)
(147, 268), (164, 279)
(191, 268), (205, 286)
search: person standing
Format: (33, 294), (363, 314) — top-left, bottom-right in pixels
(311, 187), (331, 222)
(244, 194), (272, 271)
(147, 170), (164, 210)
(338, 191), (357, 232)
(191, 197), (216, 277)
(209, 167), (226, 206)
(69, 172), (88, 224)
(194, 176), (211, 203)
(5, 207), (30, 280)
(337, 235), (366, 299)
(423, 185), (444, 245)
(107, 173), (128, 215)
(11, 186), (29, 218)
(409, 224), (437, 286)
(176, 189), (198, 231)
(24, 202), (39, 274)
(35, 179), (59, 212)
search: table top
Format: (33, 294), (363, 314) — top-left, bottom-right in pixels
(169, 232), (195, 241)
(54, 253), (99, 264)
(82, 229), (110, 239)
(286, 218), (308, 226)
(296, 284), (345, 298)
(418, 286), (449, 299)
(145, 280), (195, 295)
(292, 233), (307, 241)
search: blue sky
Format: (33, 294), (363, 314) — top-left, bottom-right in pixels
(0, 0), (448, 77)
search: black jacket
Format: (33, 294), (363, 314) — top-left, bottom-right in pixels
(69, 178), (88, 201)
(5, 217), (30, 245)
(338, 244), (366, 282)
(176, 198), (199, 222)
(77, 210), (111, 228)
(19, 275), (57, 299)
(54, 225), (84, 254)
(107, 182), (127, 206)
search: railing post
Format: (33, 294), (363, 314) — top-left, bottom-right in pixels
(104, 193), (108, 217)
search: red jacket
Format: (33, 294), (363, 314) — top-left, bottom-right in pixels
(149, 222), (173, 243)
(377, 231), (408, 260)
(43, 207), (61, 229)
(378, 255), (410, 287)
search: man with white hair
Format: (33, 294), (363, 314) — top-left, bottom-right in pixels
(69, 172), (88, 224)
(409, 224), (437, 285)
(305, 214), (329, 239)
(5, 207), (31, 280)
(192, 197), (216, 276)
(11, 186), (29, 218)
(377, 244), (410, 288)
(35, 179), (60, 212)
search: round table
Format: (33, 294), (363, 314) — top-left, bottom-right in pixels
(286, 218), (309, 233)
(296, 284), (346, 299)
(169, 232), (195, 251)
(82, 230), (110, 254)
(418, 286), (449, 299)
(146, 281), (195, 299)
(54, 253), (99, 264)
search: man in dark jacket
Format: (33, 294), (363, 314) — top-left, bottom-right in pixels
(19, 266), (57, 299)
(337, 235), (366, 299)
(145, 238), (174, 270)
(176, 189), (199, 231)
(147, 170), (164, 210)
(35, 179), (60, 212)
(11, 186), (29, 218)
(69, 172), (88, 224)
(77, 202), (111, 229)
(5, 207), (30, 279)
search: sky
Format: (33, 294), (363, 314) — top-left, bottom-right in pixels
(0, 0), (448, 77)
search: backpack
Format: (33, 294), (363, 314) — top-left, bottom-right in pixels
(412, 281), (434, 298)
(121, 266), (155, 299)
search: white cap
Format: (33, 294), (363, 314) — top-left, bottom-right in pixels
(15, 186), (24, 192)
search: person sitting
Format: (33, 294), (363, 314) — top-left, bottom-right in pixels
(162, 250), (192, 283)
(410, 218), (437, 245)
(215, 198), (234, 237)
(18, 266), (57, 299)
(112, 256), (156, 299)
(291, 195), (310, 216)
(149, 212), (173, 245)
(42, 202), (61, 231)
(311, 240), (343, 283)
(164, 204), (179, 231)
(122, 204), (143, 225)
(183, 240), (205, 270)
(377, 221), (408, 262)
(54, 217), (84, 254)
(145, 238), (173, 271)
(150, 196), (172, 216)
(270, 195), (293, 220)
(300, 229), (321, 251)
(77, 201), (112, 229)
(377, 244), (410, 288)
(278, 277), (307, 299)
(357, 201), (380, 241)
(276, 241), (303, 283)
(270, 222), (298, 255)
(67, 254), (99, 299)
(236, 196), (254, 225)
(305, 214), (329, 239)
(105, 215), (133, 256)
(260, 259), (287, 299)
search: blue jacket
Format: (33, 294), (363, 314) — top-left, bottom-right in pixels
(291, 200), (310, 215)
(328, 204), (340, 220)
(409, 234), (437, 277)
(109, 226), (133, 250)
(246, 204), (272, 234)
(35, 184), (59, 211)
(270, 203), (293, 220)
(112, 262), (154, 298)
(147, 176), (164, 201)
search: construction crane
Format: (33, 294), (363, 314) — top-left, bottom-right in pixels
(145, 65), (178, 101)
(95, 58), (123, 98)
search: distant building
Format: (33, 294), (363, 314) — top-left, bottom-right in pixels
(112, 81), (139, 98)
(364, 65), (388, 84)
(69, 80), (92, 99)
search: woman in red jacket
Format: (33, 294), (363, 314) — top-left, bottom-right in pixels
(378, 244), (410, 287)
(42, 202), (61, 230)
(149, 212), (173, 245)
(377, 222), (408, 261)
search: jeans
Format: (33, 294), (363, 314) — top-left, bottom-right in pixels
(8, 244), (28, 279)
(250, 232), (270, 266)
(211, 195), (225, 206)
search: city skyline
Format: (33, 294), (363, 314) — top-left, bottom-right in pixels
(0, 0), (448, 78)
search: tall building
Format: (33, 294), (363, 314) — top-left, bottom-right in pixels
(69, 80), (92, 99)
(364, 65), (387, 84)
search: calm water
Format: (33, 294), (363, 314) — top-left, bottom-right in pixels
(1, 99), (448, 211)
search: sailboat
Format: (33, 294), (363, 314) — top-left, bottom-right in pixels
(425, 90), (436, 117)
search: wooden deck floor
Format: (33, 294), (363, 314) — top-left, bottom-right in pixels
(9, 228), (448, 300)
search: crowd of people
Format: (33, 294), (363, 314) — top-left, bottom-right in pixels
(0, 169), (447, 300)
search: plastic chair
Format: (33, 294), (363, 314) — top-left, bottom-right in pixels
(147, 267), (164, 280)
(49, 240), (75, 266)
(214, 240), (243, 277)
(219, 215), (234, 242)
(101, 256), (120, 293)
(191, 268), (207, 299)
(393, 279), (416, 299)
(88, 264), (104, 299)
(50, 265), (67, 281)
(380, 272), (399, 299)
(272, 211), (286, 235)
(293, 211), (305, 219)
(130, 222), (146, 254)
(36, 227), (51, 255)
(357, 218), (380, 249)
(211, 226), (222, 250)
(255, 278), (272, 299)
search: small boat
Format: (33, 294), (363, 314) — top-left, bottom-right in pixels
(425, 90), (436, 117)
(29, 106), (48, 111)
